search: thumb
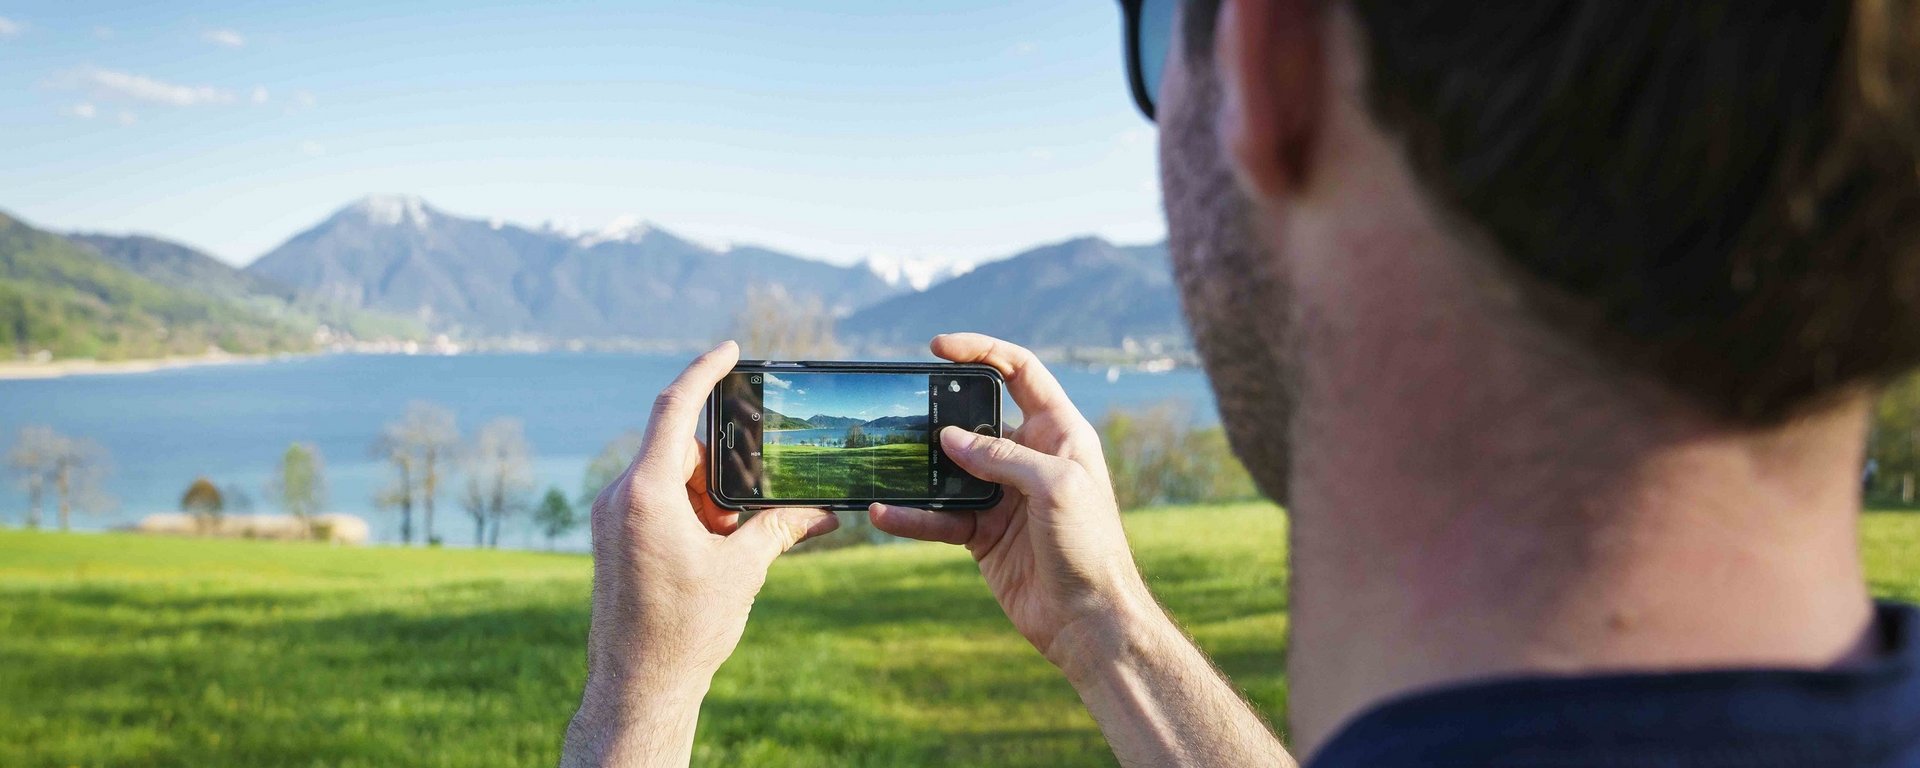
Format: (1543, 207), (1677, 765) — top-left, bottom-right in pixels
(938, 426), (1073, 493)
(726, 507), (841, 567)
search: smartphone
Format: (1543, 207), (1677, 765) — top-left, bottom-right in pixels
(708, 361), (1004, 511)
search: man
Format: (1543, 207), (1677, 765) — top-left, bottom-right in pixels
(562, 0), (1920, 765)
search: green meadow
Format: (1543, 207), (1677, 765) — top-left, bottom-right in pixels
(2, 506), (1918, 768)
(764, 442), (924, 498)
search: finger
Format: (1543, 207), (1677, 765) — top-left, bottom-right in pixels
(638, 341), (739, 473)
(938, 426), (1076, 493)
(685, 442), (741, 534)
(868, 502), (973, 545)
(683, 439), (704, 484)
(930, 333), (1077, 420)
(726, 507), (840, 566)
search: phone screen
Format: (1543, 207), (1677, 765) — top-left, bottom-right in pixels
(712, 367), (1001, 508)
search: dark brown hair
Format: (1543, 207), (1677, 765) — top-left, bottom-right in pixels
(1199, 0), (1920, 424)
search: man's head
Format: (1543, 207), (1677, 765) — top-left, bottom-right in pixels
(1151, 0), (1920, 501)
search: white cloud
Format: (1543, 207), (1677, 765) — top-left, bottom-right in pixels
(913, 390), (928, 397)
(251, 86), (269, 104)
(0, 16), (21, 37)
(298, 140), (325, 157)
(60, 67), (237, 107)
(202, 28), (245, 48)
(763, 373), (792, 390)
(117, 110), (137, 126)
(65, 102), (97, 119)
(794, 388), (807, 396)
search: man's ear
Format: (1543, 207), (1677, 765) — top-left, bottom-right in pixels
(1215, 0), (1327, 199)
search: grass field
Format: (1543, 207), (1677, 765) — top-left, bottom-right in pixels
(2, 506), (1918, 767)
(764, 442), (924, 498)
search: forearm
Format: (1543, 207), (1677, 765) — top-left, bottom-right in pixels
(1054, 597), (1294, 768)
(558, 676), (710, 768)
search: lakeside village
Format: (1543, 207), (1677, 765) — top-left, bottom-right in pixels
(228, 324), (1196, 375)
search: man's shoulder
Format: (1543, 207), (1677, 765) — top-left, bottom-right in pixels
(1309, 602), (1920, 768)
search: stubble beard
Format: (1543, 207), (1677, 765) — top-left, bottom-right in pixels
(1159, 67), (1301, 507)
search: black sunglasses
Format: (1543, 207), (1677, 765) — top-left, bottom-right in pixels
(1118, 0), (1178, 121)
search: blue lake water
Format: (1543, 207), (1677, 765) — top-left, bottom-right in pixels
(0, 352), (1218, 550)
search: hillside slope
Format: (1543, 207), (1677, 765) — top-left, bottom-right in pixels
(838, 237), (1186, 350)
(0, 212), (308, 360)
(73, 232), (424, 342)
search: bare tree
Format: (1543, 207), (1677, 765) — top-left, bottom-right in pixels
(7, 426), (58, 529)
(266, 442), (327, 534)
(372, 432), (418, 543)
(579, 430), (645, 509)
(45, 434), (111, 531)
(465, 418), (533, 548)
(373, 402), (460, 545)
(459, 475), (487, 548)
(729, 284), (841, 359)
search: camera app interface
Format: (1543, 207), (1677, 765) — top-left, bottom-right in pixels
(717, 371), (997, 502)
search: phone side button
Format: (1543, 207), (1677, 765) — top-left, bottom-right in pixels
(724, 422), (734, 449)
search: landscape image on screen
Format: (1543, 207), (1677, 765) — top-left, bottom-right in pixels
(761, 373), (931, 499)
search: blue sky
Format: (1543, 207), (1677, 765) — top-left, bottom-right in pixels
(764, 372), (924, 421)
(0, 0), (1163, 268)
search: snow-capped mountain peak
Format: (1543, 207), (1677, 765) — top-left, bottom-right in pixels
(864, 253), (976, 291)
(351, 194), (433, 228)
(577, 215), (656, 248)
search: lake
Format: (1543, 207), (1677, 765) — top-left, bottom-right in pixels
(0, 352), (1219, 550)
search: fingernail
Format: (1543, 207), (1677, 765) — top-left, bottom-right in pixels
(940, 426), (978, 452)
(715, 339), (738, 352)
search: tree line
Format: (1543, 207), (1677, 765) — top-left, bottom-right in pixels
(3, 404), (649, 549)
(363, 401), (633, 549)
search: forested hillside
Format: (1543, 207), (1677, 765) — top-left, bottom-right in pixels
(0, 212), (310, 360)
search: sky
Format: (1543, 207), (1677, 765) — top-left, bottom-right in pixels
(764, 372), (924, 421)
(0, 0), (1165, 268)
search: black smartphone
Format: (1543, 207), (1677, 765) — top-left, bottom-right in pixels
(708, 361), (1004, 511)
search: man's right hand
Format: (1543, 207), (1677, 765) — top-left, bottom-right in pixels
(868, 333), (1160, 675)
(871, 333), (1292, 767)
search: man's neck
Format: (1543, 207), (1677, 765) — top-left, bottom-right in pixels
(1279, 238), (1878, 755)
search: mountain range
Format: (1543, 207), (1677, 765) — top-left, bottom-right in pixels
(2, 194), (1188, 360)
(838, 236), (1186, 349)
(245, 195), (905, 341)
(760, 411), (931, 431)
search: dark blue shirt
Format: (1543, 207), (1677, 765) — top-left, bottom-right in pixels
(1310, 602), (1920, 767)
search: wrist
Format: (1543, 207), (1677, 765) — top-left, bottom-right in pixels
(562, 674), (712, 767)
(1047, 582), (1181, 687)
(581, 656), (716, 713)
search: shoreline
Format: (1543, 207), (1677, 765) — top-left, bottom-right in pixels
(0, 351), (314, 382)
